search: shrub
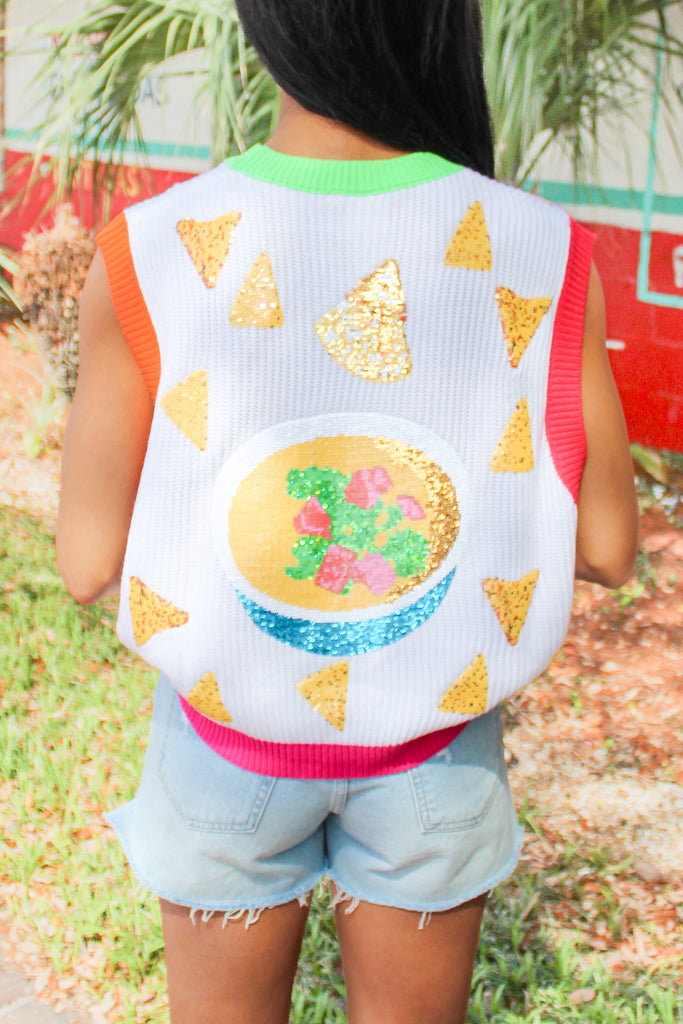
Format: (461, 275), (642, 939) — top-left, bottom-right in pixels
(15, 207), (95, 399)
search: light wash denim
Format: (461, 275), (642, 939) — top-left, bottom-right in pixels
(106, 675), (523, 919)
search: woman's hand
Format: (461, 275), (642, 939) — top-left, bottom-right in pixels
(56, 250), (153, 604)
(575, 263), (640, 587)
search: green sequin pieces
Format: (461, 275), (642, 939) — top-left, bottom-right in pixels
(287, 467), (350, 511)
(285, 536), (330, 580)
(381, 529), (429, 577)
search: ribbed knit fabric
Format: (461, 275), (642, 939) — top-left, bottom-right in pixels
(97, 215), (161, 404)
(546, 221), (593, 501)
(225, 143), (460, 194)
(178, 709), (465, 779)
(97, 146), (594, 779)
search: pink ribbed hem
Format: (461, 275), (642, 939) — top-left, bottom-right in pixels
(546, 219), (595, 503)
(180, 697), (467, 779)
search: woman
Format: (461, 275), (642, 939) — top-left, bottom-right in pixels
(57, 2), (639, 1020)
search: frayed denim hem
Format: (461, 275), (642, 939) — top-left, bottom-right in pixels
(326, 822), (524, 929)
(186, 890), (313, 930)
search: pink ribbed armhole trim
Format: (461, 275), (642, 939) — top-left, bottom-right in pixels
(181, 696), (467, 779)
(545, 219), (595, 503)
(96, 213), (161, 404)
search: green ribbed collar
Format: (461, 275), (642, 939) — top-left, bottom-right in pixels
(225, 143), (461, 195)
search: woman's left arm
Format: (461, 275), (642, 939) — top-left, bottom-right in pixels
(574, 263), (640, 587)
(56, 250), (153, 604)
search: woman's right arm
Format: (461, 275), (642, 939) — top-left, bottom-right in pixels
(574, 263), (640, 588)
(56, 251), (154, 604)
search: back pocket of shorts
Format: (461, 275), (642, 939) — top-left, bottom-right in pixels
(409, 709), (505, 833)
(157, 697), (275, 834)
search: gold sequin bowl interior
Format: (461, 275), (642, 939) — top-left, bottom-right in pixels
(211, 414), (468, 655)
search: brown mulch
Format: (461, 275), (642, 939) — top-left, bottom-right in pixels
(1, 325), (682, 1007)
(506, 514), (683, 979)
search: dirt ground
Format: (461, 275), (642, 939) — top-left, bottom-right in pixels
(1, 326), (682, 999)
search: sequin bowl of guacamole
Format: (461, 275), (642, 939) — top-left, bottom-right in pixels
(212, 414), (468, 655)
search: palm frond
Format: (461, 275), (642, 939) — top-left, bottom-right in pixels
(483, 0), (683, 183)
(6, 0), (683, 205)
(17, 0), (277, 219)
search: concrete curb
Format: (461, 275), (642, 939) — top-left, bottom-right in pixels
(0, 952), (76, 1023)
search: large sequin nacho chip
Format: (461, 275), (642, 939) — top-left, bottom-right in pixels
(314, 260), (411, 382)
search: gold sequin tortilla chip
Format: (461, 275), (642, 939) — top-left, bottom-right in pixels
(176, 212), (241, 288)
(129, 576), (189, 646)
(444, 201), (492, 271)
(439, 654), (488, 715)
(186, 672), (233, 724)
(160, 369), (208, 451)
(314, 259), (412, 382)
(230, 252), (284, 327)
(490, 398), (534, 473)
(495, 287), (551, 368)
(482, 570), (539, 646)
(297, 662), (349, 730)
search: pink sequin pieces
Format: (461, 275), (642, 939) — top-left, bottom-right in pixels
(293, 496), (333, 539)
(396, 494), (425, 520)
(350, 553), (396, 595)
(315, 545), (359, 593)
(345, 467), (393, 509)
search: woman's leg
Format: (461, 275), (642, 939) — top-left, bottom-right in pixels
(160, 897), (310, 1024)
(335, 894), (486, 1024)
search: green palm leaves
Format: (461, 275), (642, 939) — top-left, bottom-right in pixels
(483, 0), (683, 184)
(21, 0), (278, 200)
(6, 0), (683, 200)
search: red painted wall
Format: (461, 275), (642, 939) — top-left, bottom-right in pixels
(589, 222), (683, 451)
(2, 150), (682, 451)
(0, 150), (193, 245)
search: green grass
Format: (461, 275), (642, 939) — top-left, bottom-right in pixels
(1, 504), (681, 1022)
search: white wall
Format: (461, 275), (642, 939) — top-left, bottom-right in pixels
(4, 0), (213, 174)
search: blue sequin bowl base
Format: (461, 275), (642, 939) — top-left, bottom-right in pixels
(236, 569), (456, 655)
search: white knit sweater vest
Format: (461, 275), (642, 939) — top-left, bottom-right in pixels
(100, 146), (594, 778)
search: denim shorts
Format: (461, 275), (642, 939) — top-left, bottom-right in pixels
(106, 675), (523, 918)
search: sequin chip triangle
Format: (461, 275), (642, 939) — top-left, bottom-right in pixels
(186, 672), (233, 724)
(176, 212), (241, 288)
(482, 570), (539, 646)
(314, 259), (412, 382)
(444, 201), (492, 270)
(495, 287), (551, 368)
(490, 398), (534, 473)
(129, 577), (189, 646)
(438, 654), (488, 714)
(230, 252), (284, 327)
(297, 661), (349, 730)
(160, 369), (208, 451)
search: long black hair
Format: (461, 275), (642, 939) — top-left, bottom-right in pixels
(234, 0), (495, 178)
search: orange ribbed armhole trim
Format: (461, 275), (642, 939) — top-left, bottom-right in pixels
(96, 213), (161, 404)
